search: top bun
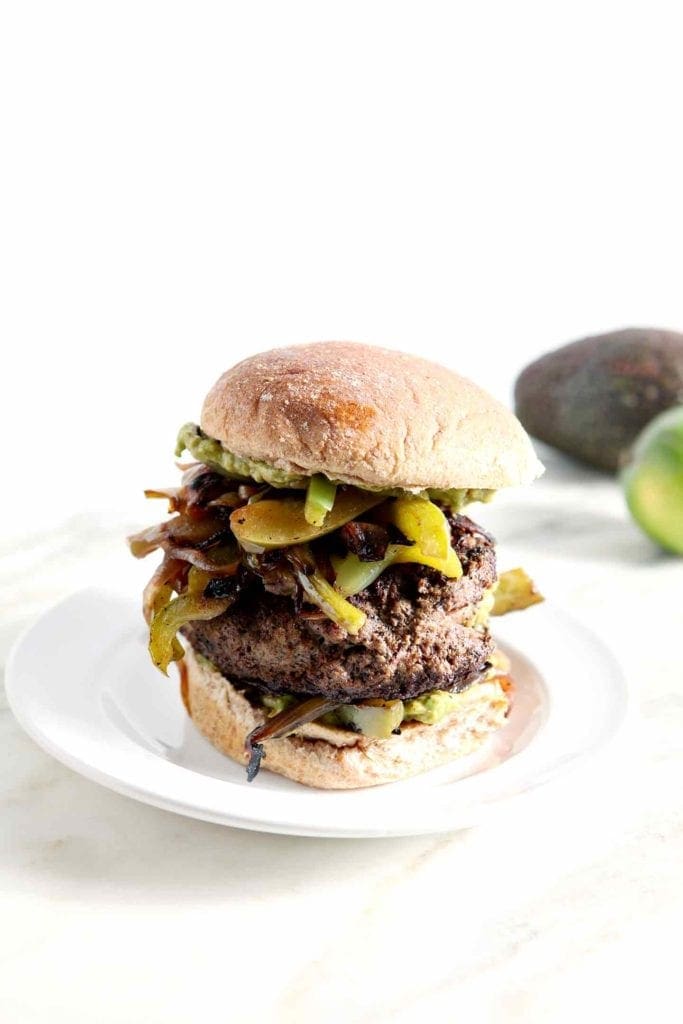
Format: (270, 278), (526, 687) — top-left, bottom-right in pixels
(201, 342), (543, 491)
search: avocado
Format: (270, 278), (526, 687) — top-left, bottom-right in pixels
(514, 328), (683, 471)
(622, 405), (683, 554)
(402, 689), (469, 725)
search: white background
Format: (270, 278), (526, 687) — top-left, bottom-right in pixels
(3, 1), (683, 533)
(2, 7), (683, 1023)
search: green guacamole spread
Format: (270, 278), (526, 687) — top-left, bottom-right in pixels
(175, 423), (495, 510)
(175, 423), (310, 487)
(402, 690), (470, 725)
(266, 688), (477, 728)
(195, 656), (481, 730)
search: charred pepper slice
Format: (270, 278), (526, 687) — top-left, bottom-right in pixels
(149, 592), (232, 674)
(303, 474), (338, 527)
(491, 568), (543, 615)
(230, 488), (382, 551)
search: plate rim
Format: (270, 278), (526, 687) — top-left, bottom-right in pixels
(5, 588), (631, 838)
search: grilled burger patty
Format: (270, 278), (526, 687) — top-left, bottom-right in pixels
(182, 516), (497, 703)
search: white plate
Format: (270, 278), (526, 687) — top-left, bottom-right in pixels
(6, 589), (628, 838)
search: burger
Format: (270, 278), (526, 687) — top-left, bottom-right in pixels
(129, 342), (544, 788)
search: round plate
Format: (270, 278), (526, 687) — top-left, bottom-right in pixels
(6, 589), (628, 838)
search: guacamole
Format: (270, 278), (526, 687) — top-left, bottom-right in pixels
(175, 422), (495, 510)
(402, 689), (471, 725)
(175, 423), (310, 487)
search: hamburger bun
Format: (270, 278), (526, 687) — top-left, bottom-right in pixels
(201, 341), (543, 492)
(183, 643), (510, 789)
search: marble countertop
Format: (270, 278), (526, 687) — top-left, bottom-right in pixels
(2, 448), (682, 1024)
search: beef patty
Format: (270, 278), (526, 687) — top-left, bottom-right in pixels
(182, 516), (496, 702)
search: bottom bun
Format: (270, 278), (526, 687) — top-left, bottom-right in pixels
(182, 643), (510, 790)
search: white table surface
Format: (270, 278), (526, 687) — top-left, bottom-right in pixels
(2, 445), (682, 1024)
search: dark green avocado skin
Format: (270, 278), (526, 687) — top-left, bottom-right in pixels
(514, 328), (683, 471)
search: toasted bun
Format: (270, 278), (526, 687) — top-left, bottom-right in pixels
(183, 644), (510, 789)
(201, 342), (543, 491)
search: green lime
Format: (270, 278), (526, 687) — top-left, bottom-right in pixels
(622, 406), (683, 554)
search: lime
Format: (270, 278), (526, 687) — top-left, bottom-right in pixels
(622, 406), (683, 554)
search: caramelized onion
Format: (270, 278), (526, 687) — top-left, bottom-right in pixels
(339, 521), (390, 561)
(245, 696), (340, 782)
(128, 521), (171, 558)
(208, 493), (243, 509)
(163, 542), (241, 575)
(142, 556), (186, 624)
(245, 550), (299, 597)
(182, 466), (235, 512)
(144, 489), (184, 514)
(167, 512), (233, 550)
